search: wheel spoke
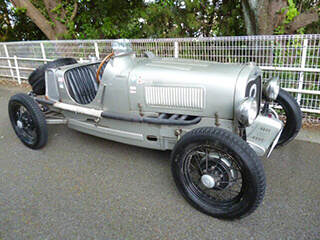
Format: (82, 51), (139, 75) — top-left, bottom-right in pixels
(234, 181), (242, 190)
(193, 154), (203, 174)
(184, 145), (244, 203)
(215, 186), (240, 194)
(17, 108), (23, 121)
(23, 128), (36, 138)
(205, 148), (209, 172)
(189, 162), (197, 173)
(213, 189), (227, 201)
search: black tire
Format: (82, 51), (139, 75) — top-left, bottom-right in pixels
(28, 58), (77, 95)
(273, 89), (302, 147)
(8, 93), (48, 149)
(171, 127), (266, 219)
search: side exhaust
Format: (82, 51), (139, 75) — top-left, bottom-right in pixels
(35, 98), (202, 126)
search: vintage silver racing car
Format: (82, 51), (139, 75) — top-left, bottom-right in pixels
(8, 39), (302, 219)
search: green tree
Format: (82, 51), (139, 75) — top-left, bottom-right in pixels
(241, 0), (319, 35)
(66, 0), (146, 39)
(294, 0), (320, 34)
(0, 0), (46, 41)
(8, 0), (78, 40)
(141, 0), (245, 38)
(1, 0), (320, 42)
(3, 0), (146, 40)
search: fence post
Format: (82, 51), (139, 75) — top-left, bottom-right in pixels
(3, 44), (15, 81)
(13, 55), (21, 85)
(174, 42), (179, 58)
(40, 43), (47, 63)
(94, 42), (100, 60)
(297, 39), (308, 105)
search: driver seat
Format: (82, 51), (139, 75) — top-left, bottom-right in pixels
(64, 63), (106, 104)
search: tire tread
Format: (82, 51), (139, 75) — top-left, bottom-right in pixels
(8, 93), (48, 149)
(171, 127), (266, 219)
(28, 58), (77, 95)
(275, 89), (302, 147)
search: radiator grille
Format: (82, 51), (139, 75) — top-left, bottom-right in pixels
(145, 86), (204, 110)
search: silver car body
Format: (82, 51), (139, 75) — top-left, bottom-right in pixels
(44, 52), (282, 156)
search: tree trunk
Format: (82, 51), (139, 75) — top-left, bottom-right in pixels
(9, 0), (77, 40)
(241, 0), (319, 35)
(10, 0), (56, 39)
(43, 0), (68, 39)
(285, 8), (319, 34)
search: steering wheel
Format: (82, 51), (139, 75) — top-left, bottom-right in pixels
(96, 52), (114, 84)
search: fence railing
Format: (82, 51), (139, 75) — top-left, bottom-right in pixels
(0, 35), (320, 114)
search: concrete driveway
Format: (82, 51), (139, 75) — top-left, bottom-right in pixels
(0, 83), (319, 239)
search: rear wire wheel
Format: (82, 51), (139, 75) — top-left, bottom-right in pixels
(8, 93), (48, 149)
(171, 127), (266, 219)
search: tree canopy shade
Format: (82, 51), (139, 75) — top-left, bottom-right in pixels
(0, 0), (319, 41)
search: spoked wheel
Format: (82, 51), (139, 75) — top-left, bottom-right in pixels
(13, 104), (37, 143)
(171, 127), (266, 219)
(183, 146), (243, 203)
(8, 93), (48, 149)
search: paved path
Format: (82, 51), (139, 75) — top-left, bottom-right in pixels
(0, 84), (319, 239)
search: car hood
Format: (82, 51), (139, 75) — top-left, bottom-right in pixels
(128, 57), (247, 119)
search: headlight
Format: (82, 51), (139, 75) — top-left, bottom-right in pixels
(237, 97), (258, 126)
(263, 77), (280, 101)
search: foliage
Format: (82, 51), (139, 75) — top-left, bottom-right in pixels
(295, 0), (320, 34)
(141, 0), (245, 38)
(1, 0), (320, 41)
(0, 0), (46, 41)
(274, 0), (320, 35)
(61, 0), (146, 39)
(274, 0), (301, 34)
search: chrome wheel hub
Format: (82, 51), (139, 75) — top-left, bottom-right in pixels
(201, 174), (215, 188)
(17, 120), (23, 129)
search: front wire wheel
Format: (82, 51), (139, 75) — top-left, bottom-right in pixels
(184, 146), (243, 204)
(171, 127), (266, 219)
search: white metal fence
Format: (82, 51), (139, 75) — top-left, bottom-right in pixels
(0, 35), (320, 115)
